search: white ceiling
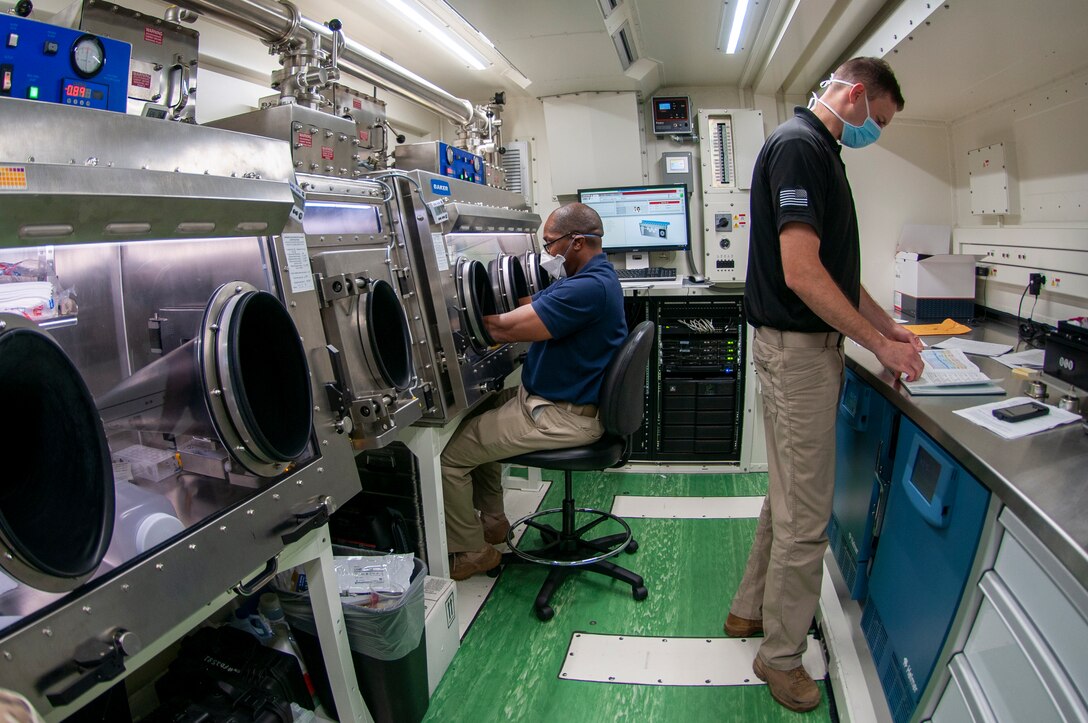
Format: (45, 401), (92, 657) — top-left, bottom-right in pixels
(15, 0), (1088, 124)
(869, 0), (1088, 122)
(311, 0), (1088, 124)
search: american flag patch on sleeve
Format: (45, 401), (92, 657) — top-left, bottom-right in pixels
(779, 188), (809, 208)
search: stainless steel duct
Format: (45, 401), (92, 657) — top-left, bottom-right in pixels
(163, 0), (479, 125)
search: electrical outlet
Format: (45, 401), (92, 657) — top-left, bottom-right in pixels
(1028, 272), (1046, 296)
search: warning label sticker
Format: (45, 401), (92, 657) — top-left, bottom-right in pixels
(297, 133), (313, 148)
(131, 71), (152, 89)
(144, 26), (164, 45)
(321, 146), (334, 160)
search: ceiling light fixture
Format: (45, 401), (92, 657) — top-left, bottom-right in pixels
(384, 0), (488, 70)
(718, 0), (751, 55)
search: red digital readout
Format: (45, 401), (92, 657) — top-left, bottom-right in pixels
(65, 83), (92, 99)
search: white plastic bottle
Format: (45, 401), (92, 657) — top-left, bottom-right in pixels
(103, 480), (185, 568)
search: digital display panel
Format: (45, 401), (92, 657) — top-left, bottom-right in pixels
(63, 82), (104, 101)
(910, 446), (942, 503)
(578, 184), (690, 253)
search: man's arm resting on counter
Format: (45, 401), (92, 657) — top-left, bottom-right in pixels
(779, 222), (923, 379)
(483, 303), (552, 343)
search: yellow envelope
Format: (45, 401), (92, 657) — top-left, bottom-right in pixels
(902, 318), (972, 336)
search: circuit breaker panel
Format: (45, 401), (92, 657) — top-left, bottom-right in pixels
(699, 109), (764, 283)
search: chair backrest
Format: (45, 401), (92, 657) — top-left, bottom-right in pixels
(598, 321), (655, 438)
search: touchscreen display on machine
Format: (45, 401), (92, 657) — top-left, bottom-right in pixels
(910, 446), (941, 503)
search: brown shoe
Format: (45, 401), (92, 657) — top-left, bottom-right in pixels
(449, 544), (501, 581)
(724, 613), (764, 637)
(481, 512), (511, 546)
(753, 656), (821, 712)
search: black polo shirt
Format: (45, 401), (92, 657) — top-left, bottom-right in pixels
(744, 106), (860, 332)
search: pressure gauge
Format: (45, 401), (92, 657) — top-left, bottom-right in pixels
(445, 145), (455, 164)
(70, 35), (106, 79)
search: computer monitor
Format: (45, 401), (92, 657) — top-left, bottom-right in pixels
(578, 184), (690, 269)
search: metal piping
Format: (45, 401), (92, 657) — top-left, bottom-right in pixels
(163, 0), (479, 125)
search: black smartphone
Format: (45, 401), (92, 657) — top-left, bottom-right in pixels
(992, 401), (1049, 423)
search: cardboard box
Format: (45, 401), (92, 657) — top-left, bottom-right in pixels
(893, 225), (980, 319)
(422, 576), (459, 697)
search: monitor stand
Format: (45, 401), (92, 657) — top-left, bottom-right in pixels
(625, 252), (651, 270)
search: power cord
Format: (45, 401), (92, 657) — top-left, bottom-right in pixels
(1017, 274), (1048, 348)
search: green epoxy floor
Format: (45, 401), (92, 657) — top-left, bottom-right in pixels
(424, 472), (834, 723)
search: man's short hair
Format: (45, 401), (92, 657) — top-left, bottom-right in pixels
(834, 57), (905, 111)
(552, 202), (604, 239)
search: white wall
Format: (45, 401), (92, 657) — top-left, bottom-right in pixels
(503, 87), (955, 303)
(948, 68), (1088, 326)
(844, 120), (955, 308)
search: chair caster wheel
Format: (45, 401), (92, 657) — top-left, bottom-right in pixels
(625, 539), (639, 553)
(536, 605), (555, 622)
(632, 586), (648, 601)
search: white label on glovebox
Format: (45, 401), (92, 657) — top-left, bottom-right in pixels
(432, 233), (449, 272)
(282, 233), (315, 293)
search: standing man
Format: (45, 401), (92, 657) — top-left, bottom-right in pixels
(441, 203), (626, 581)
(725, 57), (924, 712)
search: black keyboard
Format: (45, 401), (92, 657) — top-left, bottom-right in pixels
(616, 267), (677, 282)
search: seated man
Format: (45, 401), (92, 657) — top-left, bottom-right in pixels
(441, 202), (627, 580)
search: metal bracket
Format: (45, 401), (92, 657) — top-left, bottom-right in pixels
(279, 495), (336, 545)
(42, 629), (142, 706)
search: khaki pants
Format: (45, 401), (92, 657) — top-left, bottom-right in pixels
(731, 327), (844, 670)
(442, 386), (604, 553)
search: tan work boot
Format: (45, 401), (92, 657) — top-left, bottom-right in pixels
(481, 512), (511, 546)
(449, 544), (501, 581)
(753, 656), (821, 712)
(724, 613), (764, 637)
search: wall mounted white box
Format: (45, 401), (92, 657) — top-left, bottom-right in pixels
(422, 576), (459, 697)
(968, 143), (1018, 215)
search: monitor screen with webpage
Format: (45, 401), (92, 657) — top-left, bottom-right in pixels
(577, 184), (691, 254)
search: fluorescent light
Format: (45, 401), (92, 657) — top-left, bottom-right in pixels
(385, 0), (488, 70)
(723, 0), (750, 54)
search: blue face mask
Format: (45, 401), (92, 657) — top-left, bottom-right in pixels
(811, 76), (882, 149)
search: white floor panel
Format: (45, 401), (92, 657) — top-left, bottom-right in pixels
(611, 495), (765, 519)
(560, 633), (827, 686)
(455, 481), (551, 639)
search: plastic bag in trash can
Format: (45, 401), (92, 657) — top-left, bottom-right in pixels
(277, 553), (426, 662)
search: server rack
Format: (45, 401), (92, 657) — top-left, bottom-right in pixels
(626, 296), (746, 463)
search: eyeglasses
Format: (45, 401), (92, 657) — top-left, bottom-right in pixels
(541, 231), (599, 251)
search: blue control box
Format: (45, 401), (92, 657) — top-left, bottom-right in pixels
(1, 15), (130, 112)
(438, 142), (485, 185)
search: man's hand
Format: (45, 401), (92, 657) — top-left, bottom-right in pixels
(884, 323), (924, 352)
(876, 338), (924, 382)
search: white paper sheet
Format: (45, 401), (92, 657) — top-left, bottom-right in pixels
(993, 348), (1045, 369)
(953, 396), (1082, 439)
(932, 337), (1013, 357)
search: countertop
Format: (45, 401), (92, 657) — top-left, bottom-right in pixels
(844, 320), (1088, 585)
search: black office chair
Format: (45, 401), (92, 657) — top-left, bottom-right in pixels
(497, 320), (655, 621)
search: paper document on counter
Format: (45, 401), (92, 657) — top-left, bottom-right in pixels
(993, 348), (1045, 369)
(954, 397), (1082, 439)
(932, 337), (1013, 357)
(903, 348), (994, 392)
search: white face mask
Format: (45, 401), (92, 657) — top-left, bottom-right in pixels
(539, 236), (574, 279)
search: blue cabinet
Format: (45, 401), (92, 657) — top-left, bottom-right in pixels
(829, 368), (898, 600)
(862, 417), (991, 723)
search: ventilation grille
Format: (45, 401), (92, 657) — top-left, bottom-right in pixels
(861, 602), (887, 663)
(501, 140), (533, 207)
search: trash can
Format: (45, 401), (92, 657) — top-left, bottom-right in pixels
(277, 550), (429, 723)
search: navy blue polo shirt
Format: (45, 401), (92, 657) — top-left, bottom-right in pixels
(744, 106), (861, 332)
(522, 253), (626, 405)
